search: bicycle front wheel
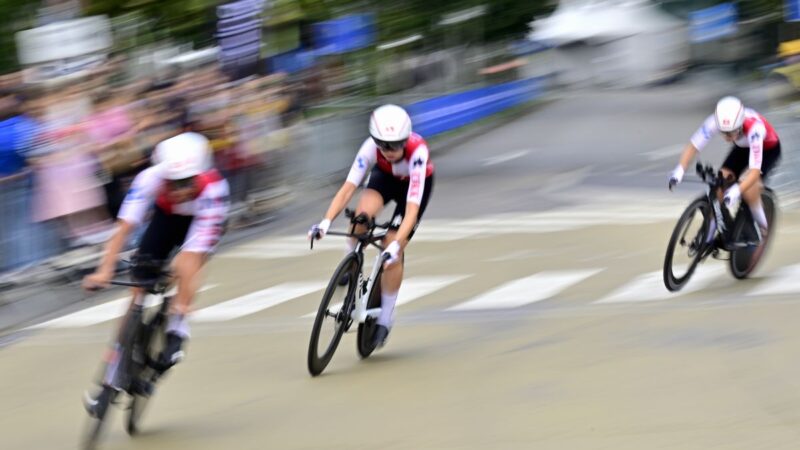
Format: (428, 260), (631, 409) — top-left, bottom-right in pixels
(307, 253), (359, 376)
(664, 197), (711, 292)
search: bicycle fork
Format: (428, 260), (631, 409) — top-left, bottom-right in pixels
(352, 253), (383, 324)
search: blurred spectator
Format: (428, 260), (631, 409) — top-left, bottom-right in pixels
(0, 90), (43, 271)
(30, 85), (111, 248)
(86, 89), (139, 217)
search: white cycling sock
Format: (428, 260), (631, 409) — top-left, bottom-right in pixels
(167, 314), (191, 339)
(377, 290), (399, 327)
(344, 237), (356, 255)
(706, 217), (716, 243)
(102, 343), (122, 387)
(750, 202), (768, 230)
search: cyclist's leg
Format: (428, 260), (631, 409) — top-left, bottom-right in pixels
(99, 208), (176, 388)
(357, 167), (390, 238)
(744, 143), (781, 232)
(709, 146), (749, 241)
(377, 175), (434, 333)
(156, 213), (200, 368)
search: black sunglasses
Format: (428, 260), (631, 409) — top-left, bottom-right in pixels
(722, 129), (741, 138)
(167, 177), (196, 190)
(373, 138), (406, 151)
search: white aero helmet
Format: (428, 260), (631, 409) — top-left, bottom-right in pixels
(715, 96), (745, 133)
(153, 132), (211, 180)
(369, 104), (412, 144)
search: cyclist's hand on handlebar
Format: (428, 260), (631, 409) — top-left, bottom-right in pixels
(308, 218), (331, 241)
(82, 269), (112, 291)
(668, 165), (684, 191)
(382, 240), (402, 267)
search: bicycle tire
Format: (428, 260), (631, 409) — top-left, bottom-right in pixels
(126, 311), (166, 435)
(729, 189), (777, 279)
(307, 253), (360, 376)
(80, 387), (117, 450)
(357, 268), (383, 359)
(664, 197), (711, 292)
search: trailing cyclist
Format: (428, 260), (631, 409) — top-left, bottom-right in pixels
(308, 104), (434, 349)
(81, 109), (230, 417)
(668, 96), (781, 269)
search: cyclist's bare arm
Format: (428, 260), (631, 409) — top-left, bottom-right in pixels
(678, 143), (698, 171)
(83, 220), (135, 290)
(323, 181), (358, 222)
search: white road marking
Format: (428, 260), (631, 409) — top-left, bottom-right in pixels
(594, 265), (725, 304)
(192, 282), (326, 322)
(302, 275), (470, 318)
(747, 264), (800, 297)
(448, 269), (602, 311)
(482, 150), (529, 166)
(30, 285), (217, 329)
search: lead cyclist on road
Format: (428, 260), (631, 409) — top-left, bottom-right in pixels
(308, 104), (435, 349)
(668, 96), (781, 267)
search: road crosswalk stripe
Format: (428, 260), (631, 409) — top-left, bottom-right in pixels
(192, 282), (326, 322)
(301, 275), (470, 318)
(447, 269), (603, 311)
(30, 285), (217, 329)
(747, 264), (800, 297)
(594, 265), (726, 304)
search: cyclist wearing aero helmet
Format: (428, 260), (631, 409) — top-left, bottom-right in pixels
(669, 96), (781, 267)
(82, 114), (230, 417)
(309, 104), (434, 349)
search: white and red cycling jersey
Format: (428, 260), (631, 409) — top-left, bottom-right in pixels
(345, 132), (435, 205)
(691, 108), (780, 171)
(118, 165), (230, 253)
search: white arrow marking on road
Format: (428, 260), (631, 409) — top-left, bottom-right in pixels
(594, 265), (725, 304)
(193, 282), (326, 322)
(448, 269), (602, 311)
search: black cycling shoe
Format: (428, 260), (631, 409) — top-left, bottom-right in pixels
(371, 325), (390, 349)
(157, 333), (185, 371)
(128, 378), (155, 397)
(84, 385), (117, 418)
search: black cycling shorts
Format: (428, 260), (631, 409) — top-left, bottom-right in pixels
(365, 167), (434, 240)
(132, 207), (193, 280)
(722, 142), (782, 180)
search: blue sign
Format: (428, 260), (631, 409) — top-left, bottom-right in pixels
(268, 48), (316, 74)
(787, 0), (800, 21)
(405, 76), (549, 137)
(689, 3), (738, 43)
(312, 13), (375, 55)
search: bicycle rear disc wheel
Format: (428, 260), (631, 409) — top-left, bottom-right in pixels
(729, 190), (777, 279)
(664, 198), (710, 292)
(307, 254), (359, 376)
(357, 270), (383, 359)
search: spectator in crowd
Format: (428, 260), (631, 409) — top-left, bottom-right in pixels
(0, 89), (43, 271)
